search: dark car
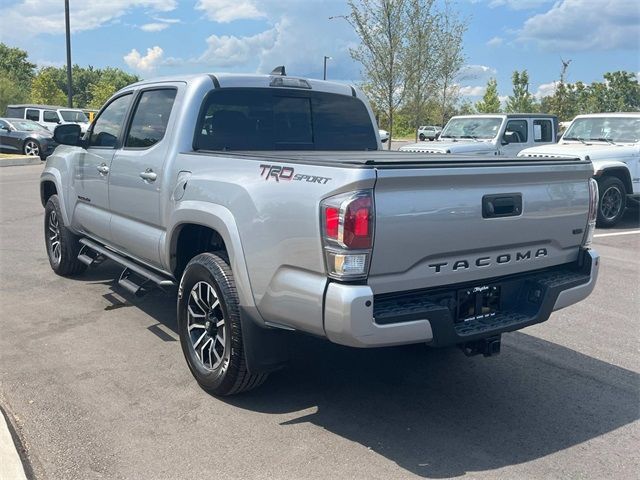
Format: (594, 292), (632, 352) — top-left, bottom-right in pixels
(0, 118), (57, 160)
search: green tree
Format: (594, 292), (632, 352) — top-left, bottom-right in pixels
(433, 0), (466, 125)
(0, 43), (36, 113)
(0, 74), (28, 113)
(475, 77), (501, 113)
(506, 70), (536, 113)
(30, 68), (67, 106)
(0, 43), (36, 88)
(88, 80), (116, 109)
(602, 71), (640, 111)
(348, 0), (411, 149)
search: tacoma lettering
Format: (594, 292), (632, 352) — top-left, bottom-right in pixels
(428, 248), (548, 273)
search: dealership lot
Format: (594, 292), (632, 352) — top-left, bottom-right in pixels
(0, 164), (638, 480)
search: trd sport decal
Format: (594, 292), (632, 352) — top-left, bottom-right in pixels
(260, 164), (331, 184)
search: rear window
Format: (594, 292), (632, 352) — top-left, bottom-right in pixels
(194, 88), (377, 151)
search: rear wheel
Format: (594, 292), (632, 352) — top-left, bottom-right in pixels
(177, 253), (267, 395)
(23, 138), (41, 157)
(44, 195), (87, 276)
(597, 176), (626, 228)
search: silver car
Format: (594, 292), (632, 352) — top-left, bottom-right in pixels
(0, 118), (57, 160)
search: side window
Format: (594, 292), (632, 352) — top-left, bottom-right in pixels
(125, 89), (177, 148)
(533, 119), (553, 142)
(89, 94), (132, 148)
(43, 111), (59, 123)
(26, 109), (39, 121)
(504, 120), (528, 143)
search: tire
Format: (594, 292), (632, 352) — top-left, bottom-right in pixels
(177, 253), (267, 395)
(419, 134), (425, 141)
(429, 137), (434, 141)
(596, 176), (627, 228)
(44, 195), (87, 276)
(23, 138), (41, 157)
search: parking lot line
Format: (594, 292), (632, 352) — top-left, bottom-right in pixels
(593, 230), (640, 238)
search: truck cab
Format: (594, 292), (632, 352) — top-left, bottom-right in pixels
(401, 114), (558, 156)
(519, 113), (640, 227)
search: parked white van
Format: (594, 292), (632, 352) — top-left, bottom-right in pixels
(5, 105), (91, 133)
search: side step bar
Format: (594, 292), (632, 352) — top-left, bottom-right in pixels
(78, 238), (176, 294)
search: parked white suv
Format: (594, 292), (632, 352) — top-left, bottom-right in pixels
(417, 125), (441, 141)
(5, 104), (91, 133)
(519, 113), (640, 227)
(401, 114), (558, 156)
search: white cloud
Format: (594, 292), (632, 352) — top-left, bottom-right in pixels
(140, 22), (169, 32)
(124, 46), (164, 73)
(488, 0), (551, 10)
(459, 85), (486, 97)
(194, 29), (277, 68)
(165, 2), (360, 80)
(517, 0), (640, 51)
(534, 81), (558, 99)
(459, 65), (497, 82)
(486, 36), (503, 47)
(195, 0), (265, 23)
(0, 0), (177, 40)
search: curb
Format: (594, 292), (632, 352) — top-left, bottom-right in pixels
(0, 156), (41, 167)
(0, 407), (28, 480)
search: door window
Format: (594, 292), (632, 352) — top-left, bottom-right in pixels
(504, 120), (528, 143)
(534, 119), (553, 142)
(89, 94), (132, 148)
(26, 109), (39, 121)
(125, 89), (177, 148)
(43, 110), (59, 123)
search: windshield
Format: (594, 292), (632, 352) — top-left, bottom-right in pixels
(7, 119), (49, 132)
(563, 117), (639, 143)
(60, 110), (89, 122)
(440, 117), (502, 139)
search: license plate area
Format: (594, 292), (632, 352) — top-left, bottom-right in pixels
(457, 285), (501, 323)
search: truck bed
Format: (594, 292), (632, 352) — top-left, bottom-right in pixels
(189, 150), (585, 168)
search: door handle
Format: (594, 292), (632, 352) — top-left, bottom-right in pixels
(139, 168), (157, 182)
(96, 163), (109, 175)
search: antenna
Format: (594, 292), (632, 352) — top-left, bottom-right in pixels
(270, 66), (286, 76)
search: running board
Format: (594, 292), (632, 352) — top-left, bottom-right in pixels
(78, 238), (176, 291)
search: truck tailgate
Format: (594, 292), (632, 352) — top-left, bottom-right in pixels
(369, 159), (593, 295)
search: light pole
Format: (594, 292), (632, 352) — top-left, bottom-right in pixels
(323, 56), (332, 80)
(64, 0), (73, 107)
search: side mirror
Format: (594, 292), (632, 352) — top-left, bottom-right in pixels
(1, 126), (10, 132)
(501, 138), (509, 146)
(54, 123), (82, 146)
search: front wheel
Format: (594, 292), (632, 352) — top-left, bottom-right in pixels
(177, 253), (267, 395)
(44, 195), (87, 276)
(419, 134), (426, 141)
(23, 138), (41, 157)
(596, 176), (626, 228)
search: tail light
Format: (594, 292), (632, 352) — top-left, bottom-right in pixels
(321, 190), (374, 280)
(582, 178), (598, 248)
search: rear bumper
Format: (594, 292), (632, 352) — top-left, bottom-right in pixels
(324, 249), (599, 348)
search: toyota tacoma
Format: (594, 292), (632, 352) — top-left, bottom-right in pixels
(40, 70), (600, 395)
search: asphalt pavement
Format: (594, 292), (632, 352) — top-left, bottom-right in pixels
(0, 164), (638, 480)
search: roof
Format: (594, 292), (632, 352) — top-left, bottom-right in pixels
(6, 104), (82, 111)
(572, 112), (640, 118)
(451, 113), (557, 119)
(122, 72), (357, 98)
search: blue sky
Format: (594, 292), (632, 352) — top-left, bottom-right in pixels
(1, 0), (638, 101)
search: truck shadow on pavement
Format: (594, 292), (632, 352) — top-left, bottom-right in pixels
(96, 263), (639, 479)
(224, 333), (639, 478)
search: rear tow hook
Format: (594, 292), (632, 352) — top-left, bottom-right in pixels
(460, 335), (502, 357)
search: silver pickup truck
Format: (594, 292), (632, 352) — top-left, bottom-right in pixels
(41, 71), (600, 395)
